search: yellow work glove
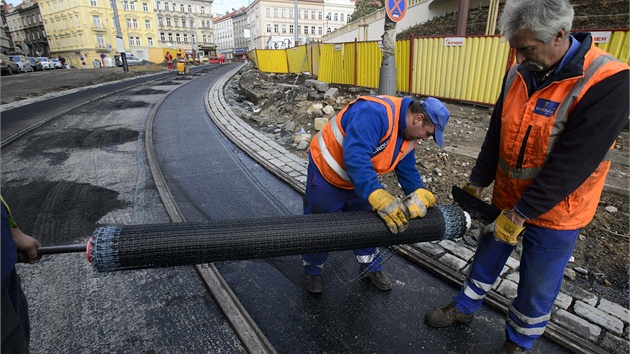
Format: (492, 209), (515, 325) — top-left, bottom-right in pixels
(368, 189), (408, 234)
(483, 210), (525, 245)
(462, 182), (482, 198)
(402, 188), (436, 219)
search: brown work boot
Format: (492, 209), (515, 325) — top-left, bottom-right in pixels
(497, 340), (526, 353)
(425, 301), (474, 327)
(367, 271), (392, 291)
(304, 274), (323, 294)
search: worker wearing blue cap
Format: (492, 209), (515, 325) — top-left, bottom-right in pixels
(303, 95), (450, 293)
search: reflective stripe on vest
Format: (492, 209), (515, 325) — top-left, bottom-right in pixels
(501, 54), (617, 181)
(316, 115), (351, 182)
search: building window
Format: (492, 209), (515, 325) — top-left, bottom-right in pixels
(281, 24), (286, 33)
(289, 24), (293, 34)
(147, 37), (153, 46)
(126, 18), (131, 27)
(334, 13), (338, 21)
(180, 4), (184, 12)
(304, 26), (308, 34)
(201, 6), (205, 14)
(273, 8), (278, 17)
(181, 18), (186, 27)
(90, 0), (97, 6)
(318, 26), (322, 35)
(158, 17), (163, 26)
(311, 26), (315, 34)
(145, 19), (151, 29)
(168, 32), (173, 41)
(92, 15), (102, 28)
(132, 18), (138, 28)
(164, 2), (169, 11)
(266, 23), (271, 33)
(166, 17), (171, 26)
(160, 32), (165, 41)
(319, 11), (322, 20)
(311, 11), (315, 20)
(281, 8), (285, 18)
(96, 34), (105, 47)
(289, 9), (293, 19)
(340, 14), (344, 22)
(143, 3), (149, 11)
(273, 24), (278, 33)
(175, 33), (180, 42)
(265, 7), (270, 17)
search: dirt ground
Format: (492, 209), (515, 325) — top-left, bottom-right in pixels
(229, 66), (629, 305)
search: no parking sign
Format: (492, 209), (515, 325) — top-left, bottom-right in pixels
(386, 0), (407, 22)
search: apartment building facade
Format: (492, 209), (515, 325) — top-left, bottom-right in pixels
(154, 0), (215, 59)
(5, 0), (49, 56)
(247, 0), (355, 50)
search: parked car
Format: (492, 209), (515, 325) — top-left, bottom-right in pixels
(0, 53), (20, 75)
(115, 53), (144, 66)
(209, 56), (225, 64)
(27, 57), (43, 71)
(50, 58), (63, 69)
(10, 55), (34, 72)
(37, 57), (52, 70)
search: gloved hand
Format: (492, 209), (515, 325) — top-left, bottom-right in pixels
(462, 182), (483, 198)
(368, 189), (408, 234)
(402, 188), (436, 219)
(483, 210), (525, 245)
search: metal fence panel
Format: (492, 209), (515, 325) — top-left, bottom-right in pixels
(286, 45), (310, 73)
(252, 30), (627, 105)
(255, 49), (289, 73)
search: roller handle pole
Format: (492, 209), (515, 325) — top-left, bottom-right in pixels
(37, 244), (87, 255)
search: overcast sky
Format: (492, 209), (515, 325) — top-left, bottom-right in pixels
(5, 0), (251, 16)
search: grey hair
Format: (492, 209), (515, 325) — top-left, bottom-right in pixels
(499, 0), (574, 43)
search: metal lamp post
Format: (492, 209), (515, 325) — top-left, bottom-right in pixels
(111, 0), (129, 72)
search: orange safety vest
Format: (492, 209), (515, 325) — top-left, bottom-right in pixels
(309, 95), (417, 190)
(494, 44), (627, 229)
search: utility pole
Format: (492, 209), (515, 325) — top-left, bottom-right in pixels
(293, 0), (298, 46)
(189, 7), (195, 62)
(378, 15), (396, 95)
(111, 0), (129, 72)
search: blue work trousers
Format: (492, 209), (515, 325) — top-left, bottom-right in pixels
(301, 159), (382, 275)
(453, 224), (578, 349)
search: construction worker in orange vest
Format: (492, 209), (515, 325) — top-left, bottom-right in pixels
(303, 95), (450, 293)
(425, 1), (629, 353)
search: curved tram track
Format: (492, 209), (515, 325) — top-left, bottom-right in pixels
(1, 65), (601, 354)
